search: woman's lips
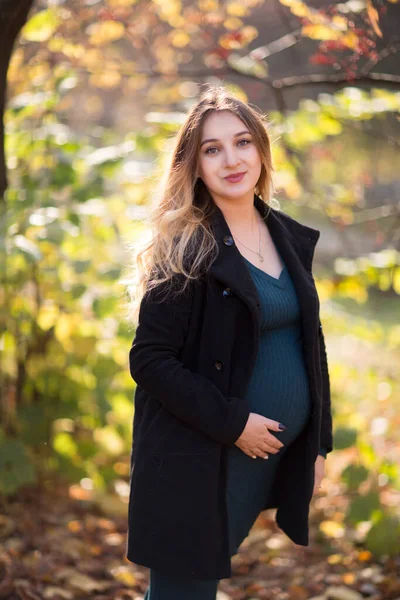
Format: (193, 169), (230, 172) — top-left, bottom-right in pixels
(224, 172), (246, 183)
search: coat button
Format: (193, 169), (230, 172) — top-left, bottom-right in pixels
(215, 360), (224, 371)
(222, 287), (232, 297)
(223, 235), (234, 246)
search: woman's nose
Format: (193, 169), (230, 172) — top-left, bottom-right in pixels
(224, 148), (240, 167)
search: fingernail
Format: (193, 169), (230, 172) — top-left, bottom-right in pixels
(263, 455), (269, 460)
(252, 455), (256, 459)
(278, 423), (287, 430)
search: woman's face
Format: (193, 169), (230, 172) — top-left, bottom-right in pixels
(197, 110), (262, 202)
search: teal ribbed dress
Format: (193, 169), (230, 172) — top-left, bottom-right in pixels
(225, 250), (314, 556)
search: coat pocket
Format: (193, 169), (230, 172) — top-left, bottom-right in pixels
(150, 452), (218, 524)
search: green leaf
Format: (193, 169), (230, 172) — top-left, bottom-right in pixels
(347, 491), (380, 524)
(341, 464), (369, 491)
(93, 295), (118, 318)
(74, 260), (92, 274)
(52, 163), (77, 187)
(365, 515), (400, 557)
(334, 427), (358, 449)
(18, 405), (49, 445)
(71, 285), (87, 300)
(0, 439), (36, 495)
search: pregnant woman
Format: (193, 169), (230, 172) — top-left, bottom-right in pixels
(126, 85), (333, 599)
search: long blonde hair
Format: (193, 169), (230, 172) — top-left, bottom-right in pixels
(125, 85), (276, 324)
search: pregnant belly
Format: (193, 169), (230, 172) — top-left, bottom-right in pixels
(244, 341), (312, 447)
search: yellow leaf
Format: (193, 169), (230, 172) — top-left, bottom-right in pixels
(198, 0), (219, 10)
(338, 278), (368, 303)
(224, 17), (243, 30)
(332, 15), (348, 30)
(53, 432), (78, 458)
(341, 31), (360, 50)
(168, 15), (185, 27)
(170, 30), (190, 47)
(48, 37), (65, 52)
(241, 26), (258, 44)
(226, 1), (249, 17)
(55, 313), (78, 344)
(279, 0), (311, 18)
(367, 0), (383, 37)
(320, 520), (345, 538)
(88, 21), (125, 46)
(393, 267), (400, 294)
(7, 49), (24, 81)
(110, 566), (137, 587)
(81, 48), (104, 70)
(90, 71), (122, 89)
(94, 427), (124, 455)
(302, 24), (341, 41)
(60, 43), (86, 59)
(37, 304), (59, 331)
(379, 270), (391, 291)
(153, 0), (182, 21)
(289, 2), (310, 17)
(21, 9), (60, 42)
(327, 554), (343, 564)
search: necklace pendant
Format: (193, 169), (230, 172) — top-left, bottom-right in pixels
(259, 254), (264, 263)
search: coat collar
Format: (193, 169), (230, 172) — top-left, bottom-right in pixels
(208, 193), (321, 335)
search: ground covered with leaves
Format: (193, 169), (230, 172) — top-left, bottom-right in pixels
(1, 479), (399, 600)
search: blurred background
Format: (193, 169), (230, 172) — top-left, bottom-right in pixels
(0, 0), (399, 598)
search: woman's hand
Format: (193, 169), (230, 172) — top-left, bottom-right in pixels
(235, 412), (285, 459)
(313, 454), (326, 496)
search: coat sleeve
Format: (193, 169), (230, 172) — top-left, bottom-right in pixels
(129, 276), (250, 446)
(318, 318), (333, 455)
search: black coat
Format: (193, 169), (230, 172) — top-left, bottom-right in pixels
(126, 194), (333, 580)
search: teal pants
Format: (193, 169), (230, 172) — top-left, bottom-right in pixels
(143, 442), (285, 600)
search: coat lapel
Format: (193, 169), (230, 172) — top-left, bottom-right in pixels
(208, 194), (321, 344)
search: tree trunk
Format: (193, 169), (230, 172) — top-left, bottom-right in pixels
(0, 0), (35, 202)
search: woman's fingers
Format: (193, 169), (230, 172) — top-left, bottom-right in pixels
(242, 442), (282, 459)
(250, 440), (285, 458)
(248, 449), (269, 459)
(264, 432), (285, 452)
(261, 441), (282, 454)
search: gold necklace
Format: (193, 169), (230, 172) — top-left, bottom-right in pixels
(232, 215), (264, 262)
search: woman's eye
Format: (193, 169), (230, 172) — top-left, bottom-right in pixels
(204, 139), (251, 155)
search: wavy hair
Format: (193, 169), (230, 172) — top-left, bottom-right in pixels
(125, 85), (276, 324)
